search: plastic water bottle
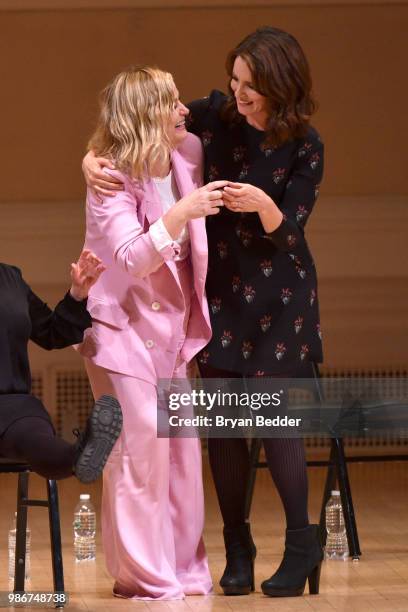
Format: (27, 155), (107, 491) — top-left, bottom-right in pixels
(325, 490), (349, 560)
(73, 494), (96, 562)
(8, 512), (31, 581)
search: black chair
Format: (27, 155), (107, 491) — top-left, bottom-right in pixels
(0, 459), (65, 606)
(244, 365), (362, 559)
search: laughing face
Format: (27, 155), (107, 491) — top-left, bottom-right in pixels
(230, 55), (269, 131)
(167, 88), (190, 148)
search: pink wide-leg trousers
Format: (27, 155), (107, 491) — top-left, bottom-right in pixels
(83, 259), (212, 600)
(85, 360), (212, 600)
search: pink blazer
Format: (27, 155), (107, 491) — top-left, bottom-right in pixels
(77, 133), (212, 385)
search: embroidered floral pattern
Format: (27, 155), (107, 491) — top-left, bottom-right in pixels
(233, 146), (246, 162)
(260, 260), (273, 277)
(310, 289), (316, 306)
(201, 130), (213, 147)
(208, 165), (219, 181)
(198, 350), (210, 365)
(238, 163), (250, 180)
(243, 285), (256, 303)
(210, 297), (221, 314)
(240, 229), (252, 247)
(300, 344), (309, 360)
(296, 205), (308, 223)
(272, 168), (286, 184)
(260, 142), (275, 157)
(232, 275), (241, 293)
(221, 330), (233, 348)
(217, 241), (228, 259)
(242, 341), (253, 359)
(309, 153), (320, 170)
(294, 316), (303, 334)
(281, 288), (293, 305)
(260, 315), (272, 332)
(275, 343), (287, 360)
(298, 142), (313, 158)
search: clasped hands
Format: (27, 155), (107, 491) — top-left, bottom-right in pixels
(221, 182), (274, 214)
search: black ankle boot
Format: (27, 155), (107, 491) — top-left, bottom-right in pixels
(220, 523), (256, 595)
(73, 395), (122, 483)
(261, 524), (323, 597)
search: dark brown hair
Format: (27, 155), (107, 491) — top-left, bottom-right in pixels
(222, 26), (317, 147)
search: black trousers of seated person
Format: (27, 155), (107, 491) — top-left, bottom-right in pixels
(0, 417), (75, 480)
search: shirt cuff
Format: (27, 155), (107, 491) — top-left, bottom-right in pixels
(64, 290), (88, 308)
(58, 292), (92, 329)
(149, 217), (181, 260)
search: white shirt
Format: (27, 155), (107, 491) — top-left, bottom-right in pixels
(149, 170), (190, 261)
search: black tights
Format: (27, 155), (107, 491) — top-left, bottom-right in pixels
(200, 363), (310, 530)
(0, 417), (75, 480)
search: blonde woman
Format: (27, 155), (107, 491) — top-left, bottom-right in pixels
(77, 67), (226, 600)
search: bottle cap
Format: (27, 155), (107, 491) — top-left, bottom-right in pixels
(80, 494), (90, 500)
(331, 490), (340, 496)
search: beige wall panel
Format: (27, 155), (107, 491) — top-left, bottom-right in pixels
(0, 5), (407, 201)
(2, 1), (406, 10)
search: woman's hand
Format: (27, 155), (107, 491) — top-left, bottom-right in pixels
(69, 250), (106, 301)
(179, 180), (228, 220)
(222, 182), (273, 213)
(82, 151), (123, 198)
(162, 180), (228, 240)
(222, 181), (283, 232)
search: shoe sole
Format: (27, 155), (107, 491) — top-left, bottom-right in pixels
(221, 586), (253, 596)
(75, 395), (123, 484)
(261, 587), (305, 597)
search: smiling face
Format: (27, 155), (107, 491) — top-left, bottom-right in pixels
(230, 55), (269, 130)
(166, 88), (190, 148)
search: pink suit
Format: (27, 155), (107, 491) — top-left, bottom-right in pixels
(77, 133), (213, 600)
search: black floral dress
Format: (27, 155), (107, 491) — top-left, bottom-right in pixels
(187, 90), (324, 375)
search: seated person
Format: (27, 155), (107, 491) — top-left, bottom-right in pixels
(0, 249), (122, 483)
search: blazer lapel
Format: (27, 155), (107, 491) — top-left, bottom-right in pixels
(172, 148), (208, 299)
(144, 179), (163, 225)
(144, 149), (193, 225)
(142, 148), (208, 300)
(171, 148), (195, 198)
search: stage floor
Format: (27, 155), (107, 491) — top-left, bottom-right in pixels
(0, 458), (407, 611)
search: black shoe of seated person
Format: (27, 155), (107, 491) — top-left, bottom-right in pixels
(73, 395), (122, 484)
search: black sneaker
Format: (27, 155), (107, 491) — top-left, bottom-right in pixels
(73, 395), (122, 483)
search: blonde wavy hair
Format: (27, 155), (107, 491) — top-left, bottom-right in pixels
(88, 66), (177, 179)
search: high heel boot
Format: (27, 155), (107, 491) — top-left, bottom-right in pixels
(261, 524), (323, 597)
(220, 523), (256, 595)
